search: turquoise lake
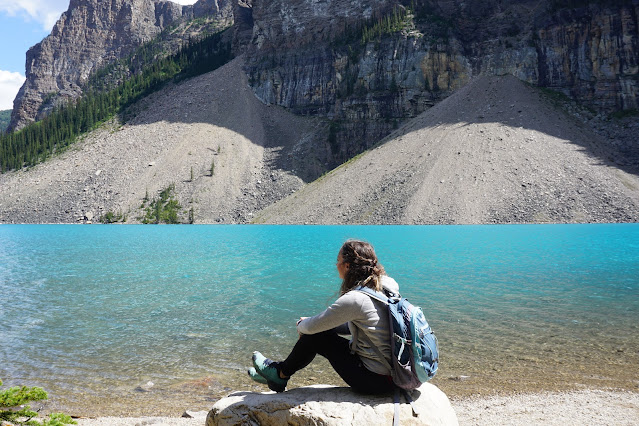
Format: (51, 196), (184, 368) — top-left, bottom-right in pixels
(1, 224), (638, 416)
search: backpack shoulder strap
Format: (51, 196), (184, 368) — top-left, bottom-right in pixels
(354, 286), (395, 304)
(393, 387), (420, 425)
(353, 286), (395, 372)
(393, 387), (401, 426)
(401, 389), (420, 418)
(360, 331), (393, 373)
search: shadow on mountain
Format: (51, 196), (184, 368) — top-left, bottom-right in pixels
(121, 56), (331, 184)
(254, 73), (639, 224)
(125, 56), (637, 188)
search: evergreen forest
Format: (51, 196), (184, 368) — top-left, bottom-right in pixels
(0, 110), (10, 134)
(0, 29), (232, 173)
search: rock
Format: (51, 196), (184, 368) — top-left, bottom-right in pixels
(4, 404), (27, 413)
(449, 375), (471, 382)
(134, 381), (154, 392)
(206, 383), (458, 426)
(182, 410), (208, 420)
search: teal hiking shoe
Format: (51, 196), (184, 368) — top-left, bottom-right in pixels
(252, 351), (288, 392)
(247, 367), (268, 384)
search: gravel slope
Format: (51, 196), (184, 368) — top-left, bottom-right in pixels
(0, 57), (328, 224)
(1, 69), (637, 224)
(255, 75), (639, 224)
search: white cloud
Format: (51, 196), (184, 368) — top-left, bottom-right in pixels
(0, 0), (69, 30)
(0, 70), (25, 110)
(0, 0), (199, 31)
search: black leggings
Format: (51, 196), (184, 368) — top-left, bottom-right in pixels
(278, 329), (394, 395)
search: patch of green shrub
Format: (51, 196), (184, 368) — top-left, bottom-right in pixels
(0, 379), (76, 426)
(139, 183), (182, 224)
(99, 211), (126, 224)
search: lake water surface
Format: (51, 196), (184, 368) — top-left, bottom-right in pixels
(1, 224), (638, 415)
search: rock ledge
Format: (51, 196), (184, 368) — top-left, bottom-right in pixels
(206, 383), (458, 425)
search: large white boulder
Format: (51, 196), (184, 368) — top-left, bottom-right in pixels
(207, 383), (458, 425)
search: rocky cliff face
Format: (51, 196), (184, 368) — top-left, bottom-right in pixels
(241, 0), (465, 163)
(9, 0), (638, 164)
(534, 3), (639, 111)
(8, 0), (233, 132)
(241, 0), (639, 165)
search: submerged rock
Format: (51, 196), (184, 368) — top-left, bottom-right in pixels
(134, 381), (154, 392)
(206, 383), (458, 426)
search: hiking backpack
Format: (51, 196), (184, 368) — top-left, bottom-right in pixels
(355, 286), (439, 390)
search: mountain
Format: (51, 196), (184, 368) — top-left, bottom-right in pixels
(0, 58), (328, 224)
(254, 75), (639, 224)
(2, 66), (637, 224)
(8, 0), (234, 132)
(9, 0), (639, 151)
(1, 0), (638, 223)
(242, 0), (639, 166)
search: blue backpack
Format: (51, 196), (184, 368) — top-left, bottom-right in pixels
(355, 286), (439, 390)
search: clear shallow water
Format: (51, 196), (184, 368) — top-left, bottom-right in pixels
(0, 224), (638, 415)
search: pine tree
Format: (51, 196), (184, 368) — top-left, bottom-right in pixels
(0, 379), (76, 426)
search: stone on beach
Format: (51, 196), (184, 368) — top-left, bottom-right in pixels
(206, 383), (458, 425)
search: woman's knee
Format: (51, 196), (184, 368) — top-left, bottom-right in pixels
(298, 329), (337, 346)
(298, 330), (350, 357)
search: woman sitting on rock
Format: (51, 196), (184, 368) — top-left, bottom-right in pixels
(249, 239), (398, 394)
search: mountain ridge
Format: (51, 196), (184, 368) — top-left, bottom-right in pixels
(241, 0), (639, 167)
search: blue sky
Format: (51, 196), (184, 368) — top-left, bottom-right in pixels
(0, 0), (197, 111)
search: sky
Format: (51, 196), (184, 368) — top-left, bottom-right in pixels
(0, 0), (197, 111)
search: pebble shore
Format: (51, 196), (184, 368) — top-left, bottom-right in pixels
(71, 389), (639, 425)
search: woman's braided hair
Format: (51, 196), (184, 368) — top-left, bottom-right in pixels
(339, 239), (385, 295)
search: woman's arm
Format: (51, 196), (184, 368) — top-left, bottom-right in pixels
(297, 292), (364, 335)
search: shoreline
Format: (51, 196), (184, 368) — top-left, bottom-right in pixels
(24, 355), (639, 420)
(450, 388), (639, 426)
(69, 388), (639, 426)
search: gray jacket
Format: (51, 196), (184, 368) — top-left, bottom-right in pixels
(297, 275), (399, 375)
